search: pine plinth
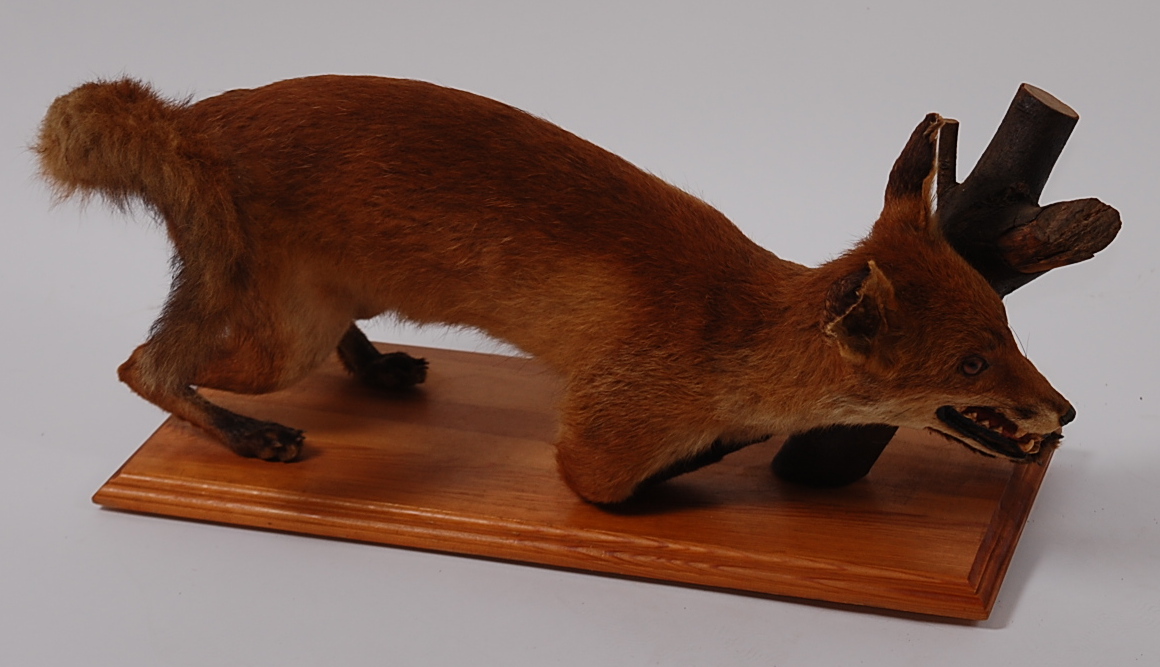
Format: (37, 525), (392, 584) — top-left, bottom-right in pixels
(93, 343), (1052, 619)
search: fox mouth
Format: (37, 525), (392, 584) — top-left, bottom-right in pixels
(933, 405), (1059, 461)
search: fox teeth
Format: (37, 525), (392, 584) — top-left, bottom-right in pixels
(964, 408), (1015, 434)
(1016, 432), (1041, 454)
(962, 406), (1029, 440)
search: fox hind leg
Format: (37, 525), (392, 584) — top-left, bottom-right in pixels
(336, 324), (428, 391)
(117, 276), (354, 461)
(189, 382), (304, 461)
(118, 340), (307, 461)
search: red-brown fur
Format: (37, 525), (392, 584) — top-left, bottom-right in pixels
(35, 76), (1074, 503)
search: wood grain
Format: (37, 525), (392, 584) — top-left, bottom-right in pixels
(93, 343), (1052, 619)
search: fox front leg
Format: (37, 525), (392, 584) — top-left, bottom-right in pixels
(552, 382), (738, 504)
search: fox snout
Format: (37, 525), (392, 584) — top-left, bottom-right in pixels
(934, 387), (1074, 462)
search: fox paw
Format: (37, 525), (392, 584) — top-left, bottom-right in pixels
(356, 352), (428, 391)
(233, 422), (305, 462)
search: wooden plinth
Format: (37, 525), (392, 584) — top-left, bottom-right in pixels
(93, 343), (1052, 620)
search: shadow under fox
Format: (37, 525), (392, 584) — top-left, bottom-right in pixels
(36, 76), (1075, 504)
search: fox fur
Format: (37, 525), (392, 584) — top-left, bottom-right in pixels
(36, 75), (1075, 504)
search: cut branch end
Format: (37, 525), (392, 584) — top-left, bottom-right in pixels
(997, 198), (1122, 273)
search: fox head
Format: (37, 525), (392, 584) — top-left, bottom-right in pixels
(820, 114), (1074, 461)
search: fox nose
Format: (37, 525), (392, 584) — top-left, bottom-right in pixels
(1060, 405), (1077, 427)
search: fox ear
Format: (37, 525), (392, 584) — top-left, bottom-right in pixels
(824, 261), (897, 361)
(879, 113), (946, 235)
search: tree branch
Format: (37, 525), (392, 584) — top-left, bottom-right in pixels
(937, 83), (1120, 295)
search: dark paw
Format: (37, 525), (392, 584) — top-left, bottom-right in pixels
(254, 424), (305, 462)
(206, 401), (305, 462)
(357, 352), (428, 391)
(231, 422), (305, 462)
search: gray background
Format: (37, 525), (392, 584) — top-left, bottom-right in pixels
(3, 1), (1158, 664)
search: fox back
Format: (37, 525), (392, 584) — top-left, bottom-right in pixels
(36, 76), (1073, 503)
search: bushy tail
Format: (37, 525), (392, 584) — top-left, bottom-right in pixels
(35, 78), (247, 288)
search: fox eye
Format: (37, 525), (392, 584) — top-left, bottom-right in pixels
(960, 355), (989, 377)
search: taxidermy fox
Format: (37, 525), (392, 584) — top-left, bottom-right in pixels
(36, 76), (1075, 504)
